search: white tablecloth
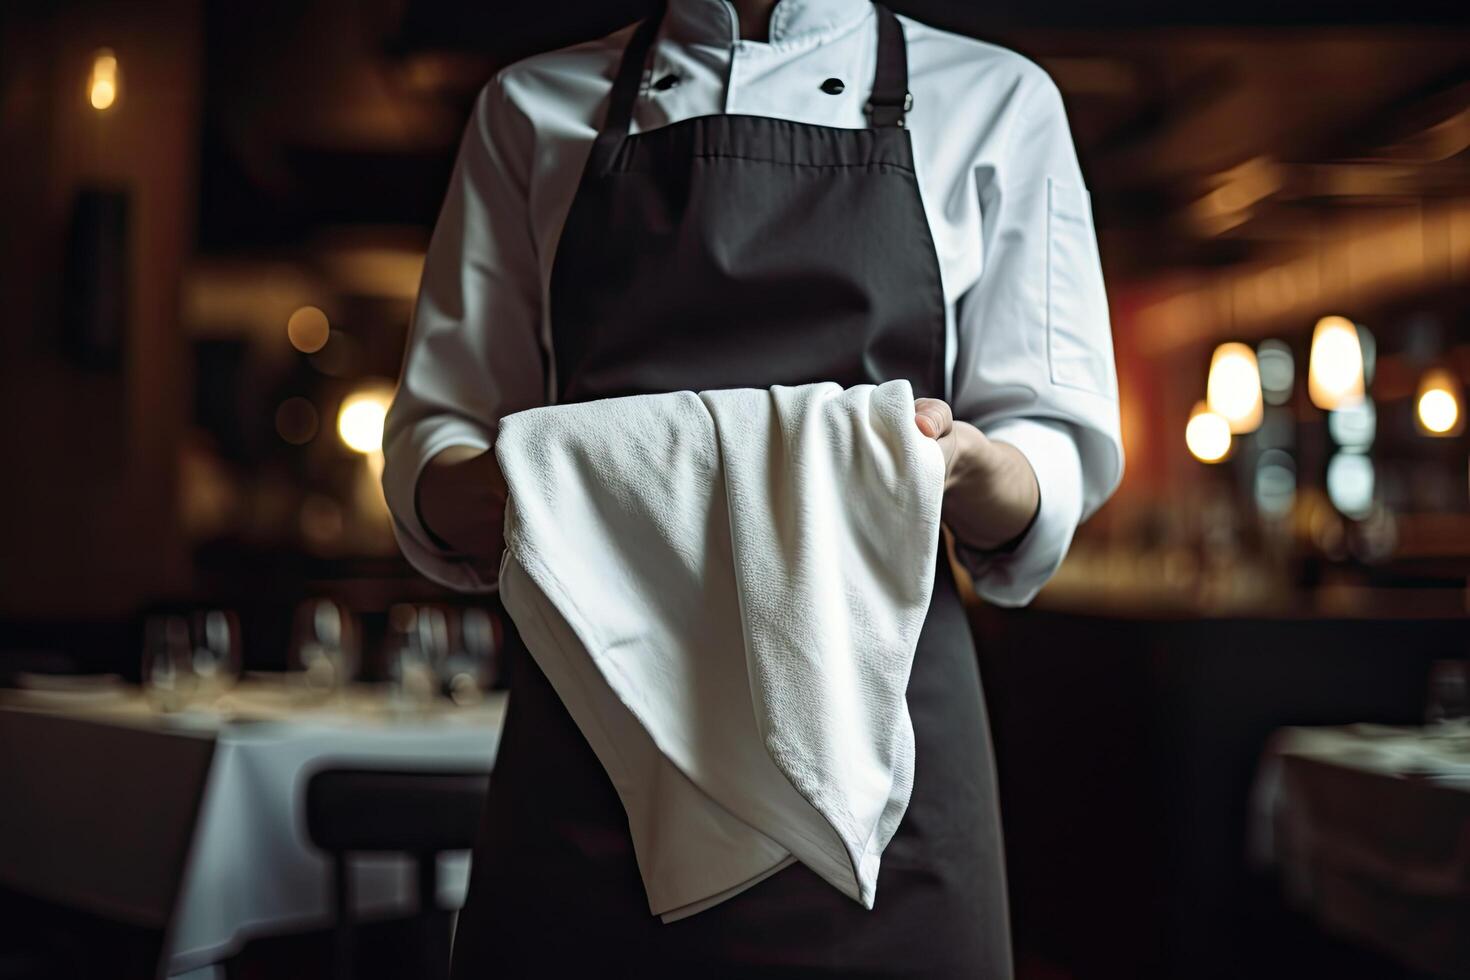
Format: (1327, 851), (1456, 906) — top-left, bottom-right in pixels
(0, 683), (506, 977)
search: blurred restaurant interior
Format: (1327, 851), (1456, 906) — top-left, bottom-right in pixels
(1, 0), (1468, 978)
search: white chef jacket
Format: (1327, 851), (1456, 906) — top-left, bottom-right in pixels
(381, 0), (1125, 606)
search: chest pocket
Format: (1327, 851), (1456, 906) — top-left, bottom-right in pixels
(1045, 176), (1113, 397)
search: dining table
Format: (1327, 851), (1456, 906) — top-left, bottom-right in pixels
(0, 675), (507, 978)
(1249, 721), (1470, 979)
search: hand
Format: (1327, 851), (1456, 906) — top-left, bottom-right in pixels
(416, 445), (508, 579)
(914, 398), (1041, 551)
(913, 397), (965, 486)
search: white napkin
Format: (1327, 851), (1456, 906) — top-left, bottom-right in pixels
(496, 380), (944, 920)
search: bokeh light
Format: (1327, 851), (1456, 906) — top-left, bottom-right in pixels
(1307, 315), (1364, 410)
(88, 50), (119, 110)
(1186, 400), (1232, 463)
(1327, 398), (1376, 452)
(275, 397), (319, 445)
(309, 330), (362, 377)
(287, 306), (331, 353)
(1254, 449), (1297, 518)
(1207, 342), (1263, 433)
(1415, 368), (1462, 436)
(1256, 339), (1295, 406)
(337, 386), (392, 454)
(1326, 452), (1375, 520)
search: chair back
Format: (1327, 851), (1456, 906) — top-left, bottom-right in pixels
(304, 768), (490, 980)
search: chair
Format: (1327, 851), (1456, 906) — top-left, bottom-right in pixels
(304, 769), (490, 980)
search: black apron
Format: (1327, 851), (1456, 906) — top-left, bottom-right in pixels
(451, 5), (1012, 976)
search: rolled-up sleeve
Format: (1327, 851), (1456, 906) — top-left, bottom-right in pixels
(950, 68), (1125, 607)
(381, 71), (544, 592)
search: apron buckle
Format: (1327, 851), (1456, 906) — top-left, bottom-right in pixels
(865, 91), (913, 128)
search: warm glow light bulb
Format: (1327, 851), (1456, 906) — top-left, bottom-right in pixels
(287, 306), (331, 353)
(1307, 316), (1364, 410)
(1420, 391), (1458, 433)
(1206, 342), (1263, 433)
(90, 79), (115, 110)
(1186, 400), (1232, 463)
(337, 390), (390, 453)
(88, 50), (119, 111)
(1415, 368), (1462, 437)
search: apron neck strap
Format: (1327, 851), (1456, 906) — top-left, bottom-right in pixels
(866, 4), (912, 129)
(599, 3), (666, 144)
(599, 1), (911, 142)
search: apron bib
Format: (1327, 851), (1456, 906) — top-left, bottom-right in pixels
(548, 1), (943, 404)
(452, 5), (1012, 976)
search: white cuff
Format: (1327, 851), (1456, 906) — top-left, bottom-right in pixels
(952, 418), (1084, 607)
(380, 417), (498, 593)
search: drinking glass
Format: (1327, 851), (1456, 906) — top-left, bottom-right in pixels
(1426, 659), (1470, 727)
(384, 603), (448, 710)
(190, 608), (242, 703)
(446, 606), (499, 705)
(142, 613), (196, 712)
(289, 597), (358, 699)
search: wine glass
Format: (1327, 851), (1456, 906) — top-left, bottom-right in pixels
(289, 597), (358, 700)
(1426, 659), (1470, 727)
(142, 613), (196, 712)
(384, 603), (447, 711)
(190, 608), (242, 704)
(446, 606), (499, 705)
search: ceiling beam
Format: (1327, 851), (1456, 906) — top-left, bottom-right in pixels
(1130, 197), (1470, 354)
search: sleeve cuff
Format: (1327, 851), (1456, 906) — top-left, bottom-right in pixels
(380, 417), (499, 593)
(951, 418), (1085, 607)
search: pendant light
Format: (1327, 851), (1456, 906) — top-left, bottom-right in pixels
(88, 49), (120, 111)
(337, 382), (394, 454)
(1206, 342), (1263, 433)
(1415, 367), (1463, 436)
(1307, 209), (1366, 411)
(1186, 400), (1232, 463)
(1307, 315), (1365, 410)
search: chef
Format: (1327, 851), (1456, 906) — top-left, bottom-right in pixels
(381, 0), (1123, 976)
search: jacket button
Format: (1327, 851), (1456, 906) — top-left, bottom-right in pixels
(820, 77), (845, 95)
(653, 73), (681, 91)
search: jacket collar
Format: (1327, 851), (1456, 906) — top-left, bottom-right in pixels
(665, 0), (871, 47)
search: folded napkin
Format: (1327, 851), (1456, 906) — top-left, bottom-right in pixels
(496, 380), (944, 921)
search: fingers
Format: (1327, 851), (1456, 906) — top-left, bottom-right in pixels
(913, 397), (953, 440)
